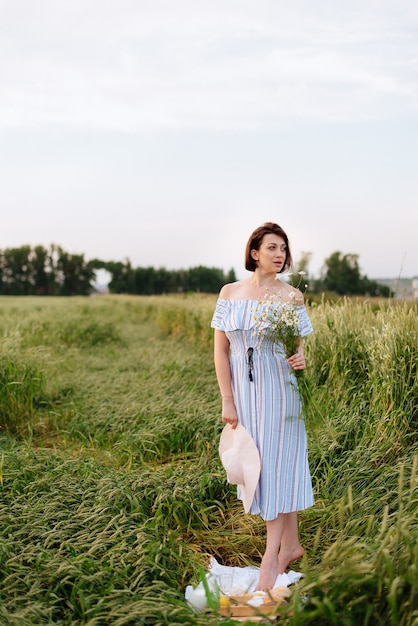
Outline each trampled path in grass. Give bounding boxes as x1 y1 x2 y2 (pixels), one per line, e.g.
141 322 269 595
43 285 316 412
0 295 417 625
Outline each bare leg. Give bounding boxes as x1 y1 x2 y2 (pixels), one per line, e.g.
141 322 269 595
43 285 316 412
256 513 289 591
277 511 304 574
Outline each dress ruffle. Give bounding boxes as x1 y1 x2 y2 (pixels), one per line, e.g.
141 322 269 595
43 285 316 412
211 298 313 337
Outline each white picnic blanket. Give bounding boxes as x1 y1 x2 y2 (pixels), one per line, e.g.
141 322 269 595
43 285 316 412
185 557 303 610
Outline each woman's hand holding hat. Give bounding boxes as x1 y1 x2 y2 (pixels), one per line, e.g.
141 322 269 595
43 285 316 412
221 396 238 429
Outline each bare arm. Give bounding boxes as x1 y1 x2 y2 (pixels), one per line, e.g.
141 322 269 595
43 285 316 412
213 329 238 429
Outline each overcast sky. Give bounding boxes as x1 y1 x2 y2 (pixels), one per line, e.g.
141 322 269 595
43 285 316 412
1 0 417 281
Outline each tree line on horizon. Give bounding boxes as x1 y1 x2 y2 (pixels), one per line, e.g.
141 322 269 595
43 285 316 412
292 250 393 297
0 244 392 297
0 244 236 296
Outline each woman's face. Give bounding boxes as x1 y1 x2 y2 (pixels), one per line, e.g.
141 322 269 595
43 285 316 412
251 233 287 273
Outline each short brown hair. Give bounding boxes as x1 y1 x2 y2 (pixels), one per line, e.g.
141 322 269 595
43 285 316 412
244 222 293 272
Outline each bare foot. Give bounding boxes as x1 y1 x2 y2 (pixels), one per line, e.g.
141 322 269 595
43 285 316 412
256 555 279 591
277 545 304 574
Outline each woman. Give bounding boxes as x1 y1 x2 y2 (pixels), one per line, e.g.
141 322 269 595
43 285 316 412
211 222 314 591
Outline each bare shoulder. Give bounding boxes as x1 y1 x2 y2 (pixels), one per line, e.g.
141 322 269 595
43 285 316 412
290 287 305 305
280 281 305 305
219 280 247 299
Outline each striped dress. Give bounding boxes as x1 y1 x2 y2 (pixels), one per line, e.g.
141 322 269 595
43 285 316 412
211 298 314 521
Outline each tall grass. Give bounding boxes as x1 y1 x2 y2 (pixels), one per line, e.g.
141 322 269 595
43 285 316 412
0 294 416 625
0 355 46 434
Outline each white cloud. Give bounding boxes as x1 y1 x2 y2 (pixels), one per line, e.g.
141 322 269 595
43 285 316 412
1 0 417 132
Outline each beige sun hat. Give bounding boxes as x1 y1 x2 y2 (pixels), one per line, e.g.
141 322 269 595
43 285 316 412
218 423 261 513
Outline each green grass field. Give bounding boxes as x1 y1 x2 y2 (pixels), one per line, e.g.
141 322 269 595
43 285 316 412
0 294 417 625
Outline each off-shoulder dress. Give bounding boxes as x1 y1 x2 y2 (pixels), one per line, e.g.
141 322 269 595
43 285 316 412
211 298 314 521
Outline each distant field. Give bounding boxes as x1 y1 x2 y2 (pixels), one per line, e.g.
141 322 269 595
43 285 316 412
0 294 417 625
